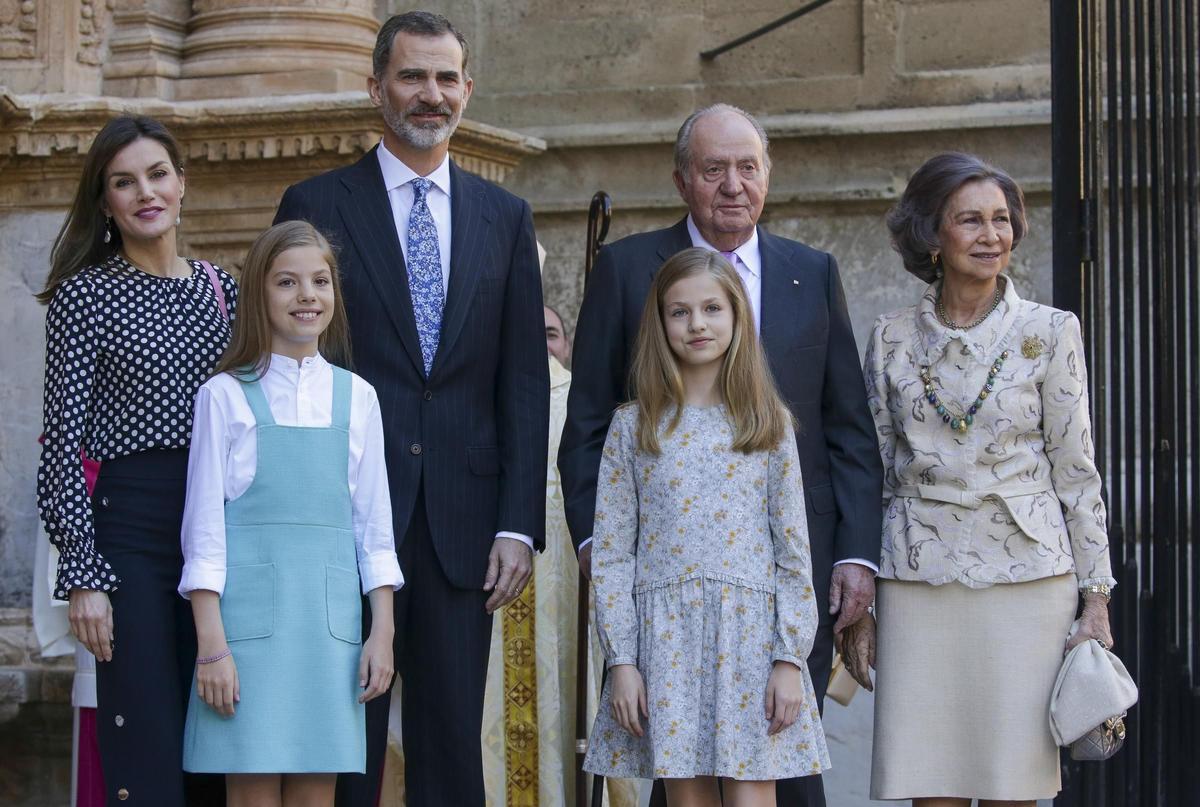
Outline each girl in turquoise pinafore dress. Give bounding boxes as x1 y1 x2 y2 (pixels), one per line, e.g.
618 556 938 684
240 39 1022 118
179 221 403 804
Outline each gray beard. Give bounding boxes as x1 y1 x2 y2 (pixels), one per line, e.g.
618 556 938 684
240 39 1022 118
382 104 462 150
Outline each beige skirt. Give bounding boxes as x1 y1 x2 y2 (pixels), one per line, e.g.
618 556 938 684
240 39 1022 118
870 575 1077 801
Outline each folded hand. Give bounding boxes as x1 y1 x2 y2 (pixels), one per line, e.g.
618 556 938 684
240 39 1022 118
834 612 876 691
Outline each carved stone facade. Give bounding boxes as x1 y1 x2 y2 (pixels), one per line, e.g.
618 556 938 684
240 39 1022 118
0 0 38 61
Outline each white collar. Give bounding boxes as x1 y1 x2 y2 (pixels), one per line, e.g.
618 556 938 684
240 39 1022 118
915 275 1024 363
685 215 760 278
268 352 327 373
376 143 452 197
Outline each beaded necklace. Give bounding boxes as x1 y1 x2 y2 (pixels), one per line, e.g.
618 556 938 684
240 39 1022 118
920 349 1011 432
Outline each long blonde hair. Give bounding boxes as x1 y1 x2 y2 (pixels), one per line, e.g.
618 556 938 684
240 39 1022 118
629 247 792 454
214 220 352 379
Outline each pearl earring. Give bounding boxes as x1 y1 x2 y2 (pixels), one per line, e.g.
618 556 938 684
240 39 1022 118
103 217 112 244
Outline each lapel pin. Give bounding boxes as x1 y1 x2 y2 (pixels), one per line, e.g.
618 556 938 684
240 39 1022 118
792 279 799 285
1021 335 1045 359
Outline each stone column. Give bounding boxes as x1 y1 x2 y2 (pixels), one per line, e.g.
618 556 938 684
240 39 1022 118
101 0 190 99
178 0 378 99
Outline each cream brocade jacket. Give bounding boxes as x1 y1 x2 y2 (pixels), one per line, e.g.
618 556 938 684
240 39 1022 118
863 276 1116 590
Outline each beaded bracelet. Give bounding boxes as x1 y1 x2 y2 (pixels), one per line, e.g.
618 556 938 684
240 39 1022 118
197 648 232 665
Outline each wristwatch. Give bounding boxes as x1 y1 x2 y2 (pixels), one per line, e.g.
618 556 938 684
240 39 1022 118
1081 583 1112 603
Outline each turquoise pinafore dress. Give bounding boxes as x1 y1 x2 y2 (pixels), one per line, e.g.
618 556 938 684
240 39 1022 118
183 367 365 773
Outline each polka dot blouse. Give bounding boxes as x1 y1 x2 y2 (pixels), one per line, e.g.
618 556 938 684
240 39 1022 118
37 255 238 600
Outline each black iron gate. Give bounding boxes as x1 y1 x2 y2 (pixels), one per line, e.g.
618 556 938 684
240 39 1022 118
1051 1 1199 804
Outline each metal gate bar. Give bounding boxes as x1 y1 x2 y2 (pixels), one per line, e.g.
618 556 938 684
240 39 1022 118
1051 1 1200 804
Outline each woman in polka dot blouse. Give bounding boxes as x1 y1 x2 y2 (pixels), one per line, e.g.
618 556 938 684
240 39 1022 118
36 115 236 806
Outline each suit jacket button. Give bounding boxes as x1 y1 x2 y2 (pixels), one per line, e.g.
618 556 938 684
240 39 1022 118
114 714 124 727
410 443 422 455
117 788 129 800
423 390 433 401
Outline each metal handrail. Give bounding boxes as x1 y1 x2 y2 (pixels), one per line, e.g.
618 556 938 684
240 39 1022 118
700 0 838 60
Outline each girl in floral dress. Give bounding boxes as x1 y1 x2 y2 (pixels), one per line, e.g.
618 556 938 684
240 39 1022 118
583 248 830 806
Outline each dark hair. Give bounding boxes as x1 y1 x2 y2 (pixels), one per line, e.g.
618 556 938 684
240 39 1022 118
373 10 469 78
215 221 352 380
886 152 1028 283
38 115 185 304
674 103 772 177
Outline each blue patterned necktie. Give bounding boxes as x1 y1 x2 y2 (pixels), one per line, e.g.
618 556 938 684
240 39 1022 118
406 177 444 376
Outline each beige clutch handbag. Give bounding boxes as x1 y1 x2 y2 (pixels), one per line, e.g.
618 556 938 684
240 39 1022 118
1048 622 1138 761
826 652 859 706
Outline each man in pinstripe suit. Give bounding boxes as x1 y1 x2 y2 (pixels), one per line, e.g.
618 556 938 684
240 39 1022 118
274 12 549 806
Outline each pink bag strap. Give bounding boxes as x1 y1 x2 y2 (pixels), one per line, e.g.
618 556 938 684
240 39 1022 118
198 259 229 322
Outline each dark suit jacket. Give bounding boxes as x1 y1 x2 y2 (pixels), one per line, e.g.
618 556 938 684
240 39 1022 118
275 147 549 589
557 218 882 619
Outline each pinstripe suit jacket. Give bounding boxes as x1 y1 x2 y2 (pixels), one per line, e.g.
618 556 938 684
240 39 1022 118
275 147 549 588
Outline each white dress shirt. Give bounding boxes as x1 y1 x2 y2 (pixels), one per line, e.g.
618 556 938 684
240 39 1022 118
179 353 404 598
377 144 453 294
686 215 762 332
375 143 534 551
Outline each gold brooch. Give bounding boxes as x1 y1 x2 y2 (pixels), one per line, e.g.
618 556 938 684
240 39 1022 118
1021 336 1044 359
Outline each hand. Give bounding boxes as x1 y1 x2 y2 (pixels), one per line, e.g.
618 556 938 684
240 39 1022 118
764 660 804 736
829 563 876 634
834 612 876 691
578 543 592 581
609 664 648 737
68 589 113 662
196 653 239 717
483 537 533 614
358 628 395 703
1065 594 1115 652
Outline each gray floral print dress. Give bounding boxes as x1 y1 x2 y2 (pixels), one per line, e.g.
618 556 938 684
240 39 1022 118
583 404 831 780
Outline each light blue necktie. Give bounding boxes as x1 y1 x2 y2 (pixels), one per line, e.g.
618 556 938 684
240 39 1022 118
406 177 444 376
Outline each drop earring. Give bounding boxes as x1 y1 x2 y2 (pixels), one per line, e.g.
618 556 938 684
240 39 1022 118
103 216 112 244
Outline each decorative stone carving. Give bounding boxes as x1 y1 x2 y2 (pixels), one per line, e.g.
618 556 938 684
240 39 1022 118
78 0 116 66
0 89 546 267
0 0 37 61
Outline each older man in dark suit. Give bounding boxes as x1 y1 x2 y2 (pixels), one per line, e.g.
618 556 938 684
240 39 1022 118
274 11 548 806
558 104 882 806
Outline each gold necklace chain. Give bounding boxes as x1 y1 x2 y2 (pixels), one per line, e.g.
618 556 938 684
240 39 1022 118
936 285 1002 330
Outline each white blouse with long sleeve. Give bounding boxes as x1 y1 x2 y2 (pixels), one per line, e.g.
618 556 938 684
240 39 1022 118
179 353 404 598
863 276 1116 590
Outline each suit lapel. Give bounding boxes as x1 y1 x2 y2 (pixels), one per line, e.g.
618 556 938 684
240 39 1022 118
757 226 805 360
433 162 492 375
653 218 694 277
337 148 424 375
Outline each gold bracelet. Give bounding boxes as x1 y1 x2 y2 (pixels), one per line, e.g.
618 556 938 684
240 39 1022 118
1081 583 1112 603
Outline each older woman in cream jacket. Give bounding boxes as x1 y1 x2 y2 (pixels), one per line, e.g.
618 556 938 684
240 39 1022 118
863 152 1115 807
